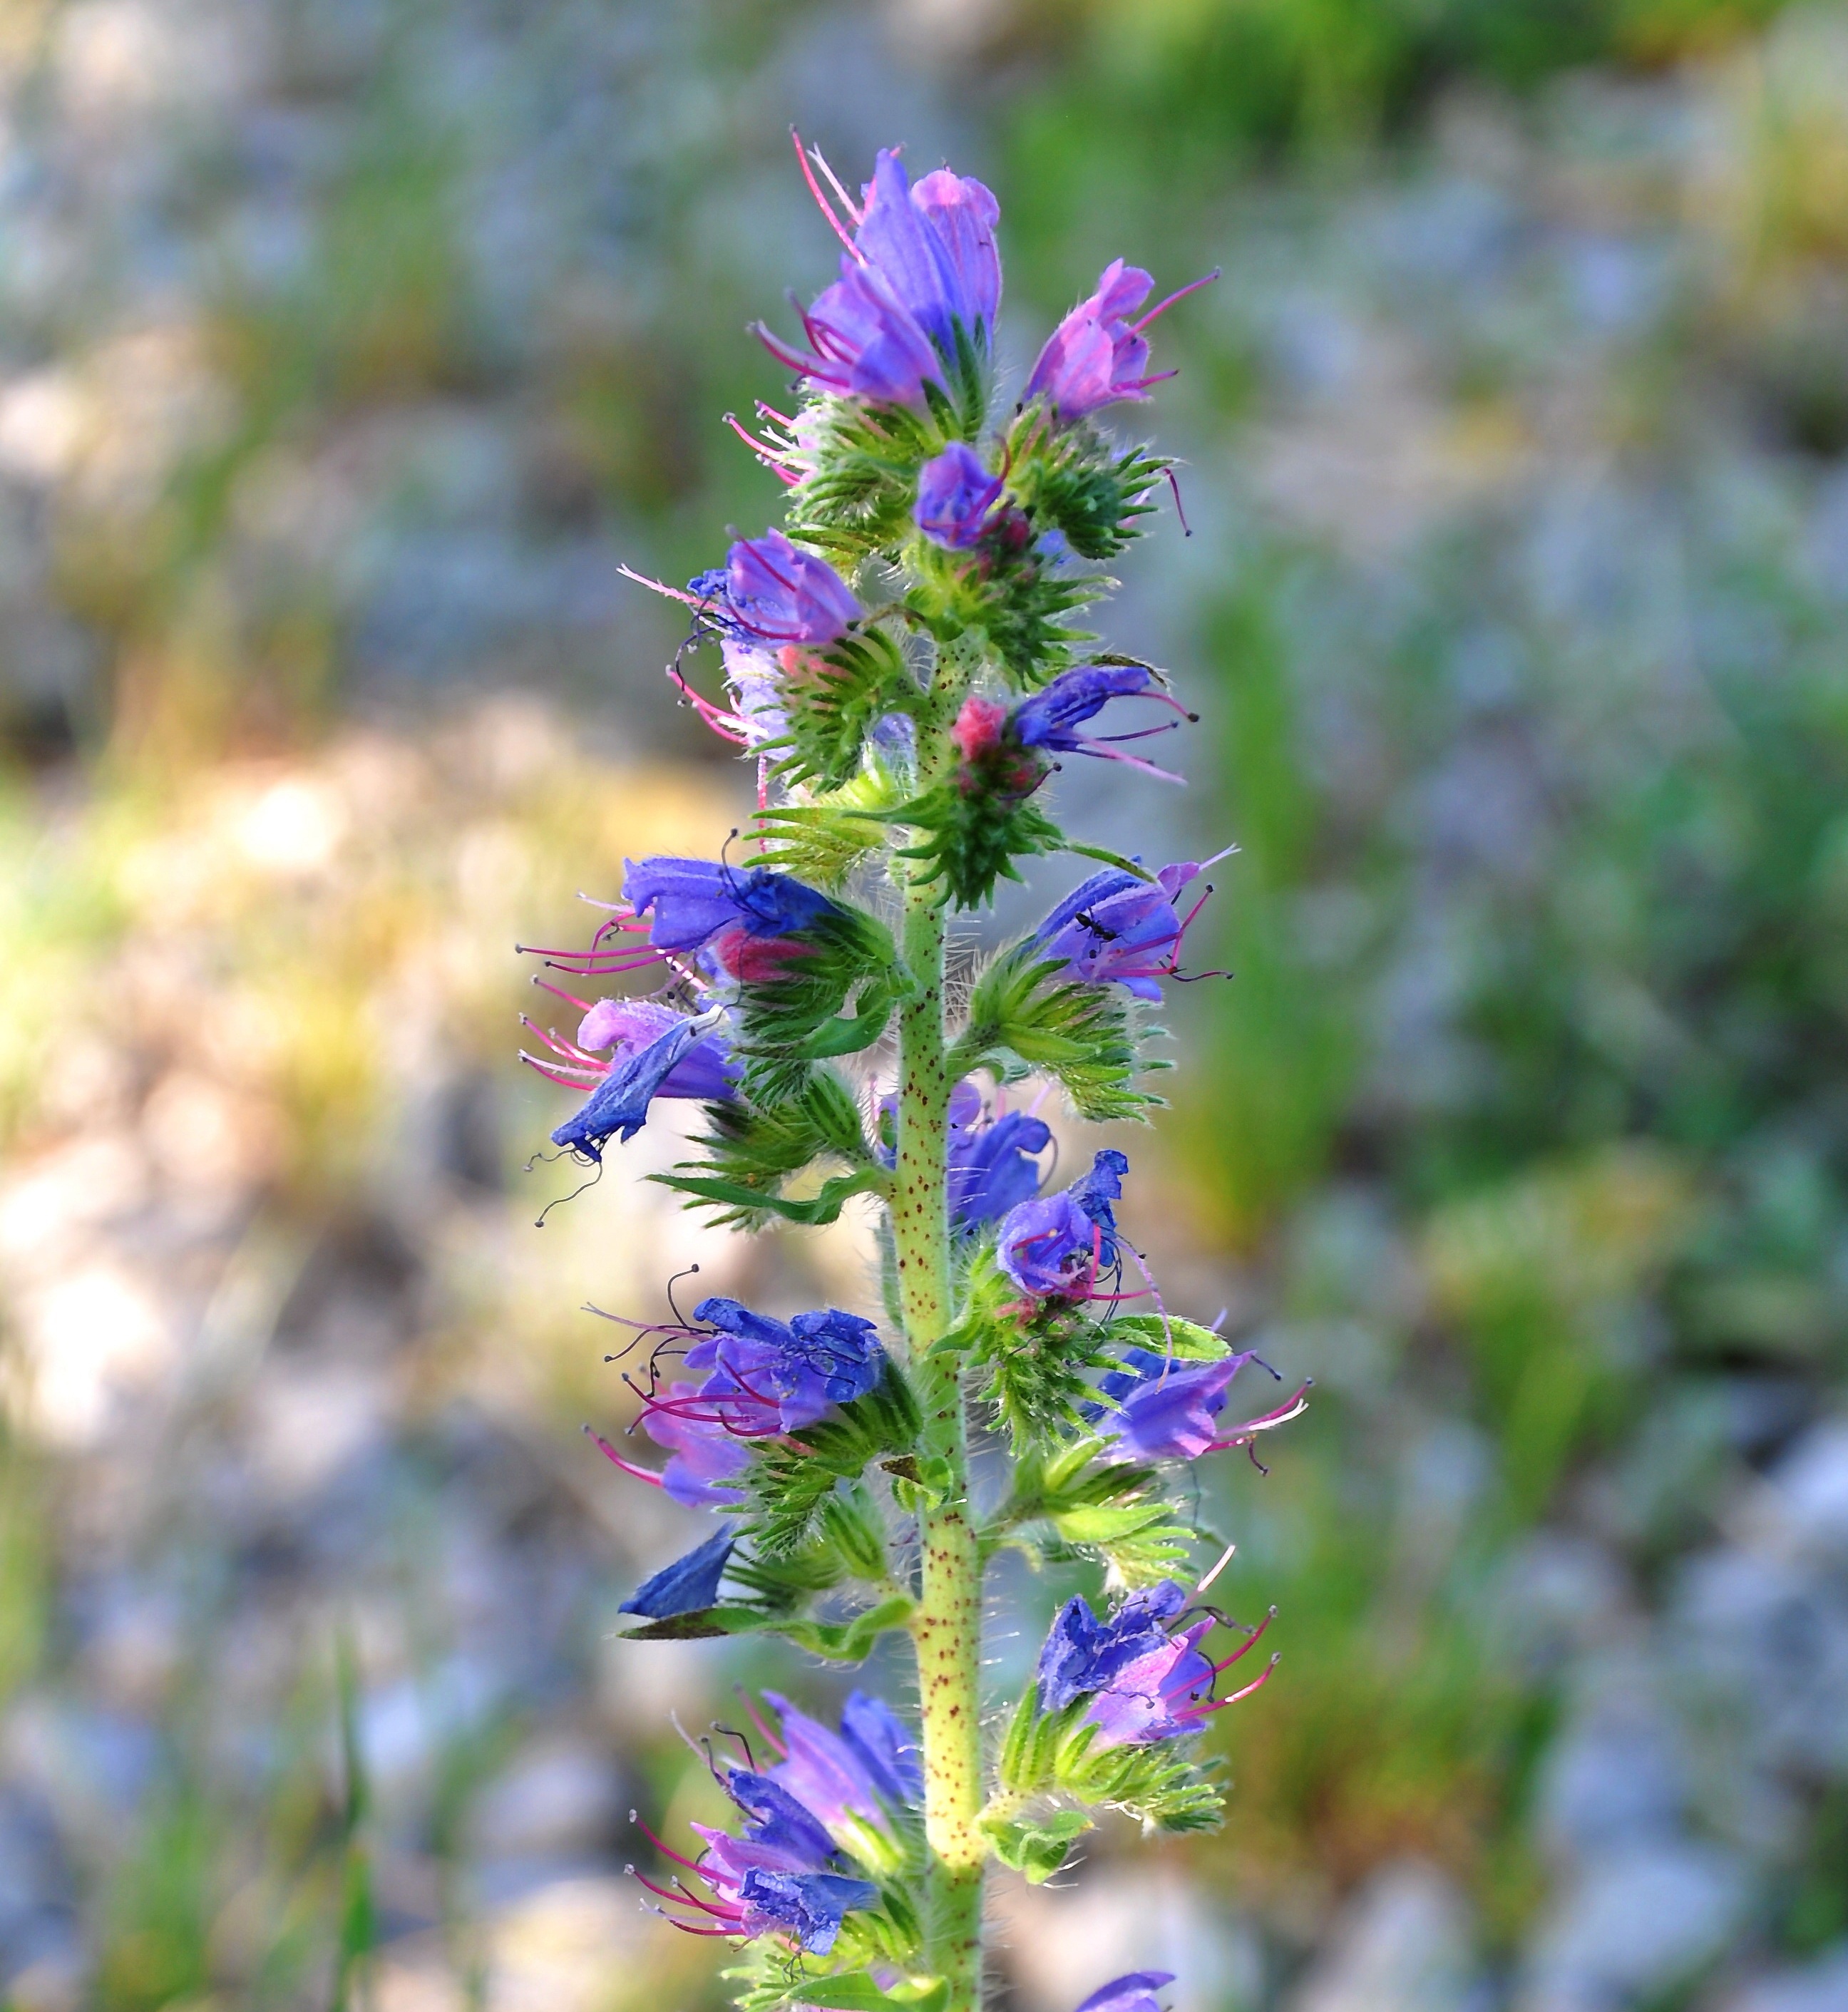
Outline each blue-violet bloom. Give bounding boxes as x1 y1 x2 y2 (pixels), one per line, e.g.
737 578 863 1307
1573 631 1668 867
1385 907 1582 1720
685 1297 885 1432
1035 1579 1275 1747
1074 1977 1176 2012
1033 856 1233 1002
917 442 1005 549
1088 1347 1310 1464
546 1007 732 1161
762 1688 922 1843
618 1527 736 1618
637 1767 877 1954
1011 664 1193 781
996 1149 1129 1301
1027 260 1218 423
756 145 1000 410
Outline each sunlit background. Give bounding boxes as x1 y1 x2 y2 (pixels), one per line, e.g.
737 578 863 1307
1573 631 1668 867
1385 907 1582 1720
2 1 1847 2007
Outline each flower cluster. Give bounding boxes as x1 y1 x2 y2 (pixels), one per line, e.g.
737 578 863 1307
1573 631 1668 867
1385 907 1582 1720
519 134 1298 2012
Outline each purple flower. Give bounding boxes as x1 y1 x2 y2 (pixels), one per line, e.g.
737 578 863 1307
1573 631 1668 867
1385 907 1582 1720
636 1766 878 1954
713 530 861 649
1033 858 1226 1002
590 1380 754 1509
756 143 1001 411
623 856 841 957
917 442 1005 549
619 1527 736 1618
945 1079 1052 1230
545 1007 732 1161
1035 1581 1277 1747
996 1149 1129 1300
1027 260 1218 424
853 149 1000 353
1011 664 1192 781
1074 1976 1176 2012
762 1689 922 1841
1089 1348 1311 1464
684 1297 885 1432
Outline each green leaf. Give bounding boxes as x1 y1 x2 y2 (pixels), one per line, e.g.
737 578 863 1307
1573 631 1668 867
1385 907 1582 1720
1049 1502 1174 1545
652 1165 886 1228
781 1973 948 2011
1107 1314 1231 1360
980 1809 1093 1883
779 1595 915 1662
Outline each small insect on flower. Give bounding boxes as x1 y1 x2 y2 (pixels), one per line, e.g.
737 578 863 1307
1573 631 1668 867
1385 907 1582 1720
1027 260 1218 424
1036 1580 1277 1746
1032 848 1236 1001
631 1765 878 1954
995 1149 1129 1303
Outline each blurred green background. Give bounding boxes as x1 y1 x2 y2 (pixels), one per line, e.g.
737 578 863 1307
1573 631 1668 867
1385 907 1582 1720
2 1 1847 2008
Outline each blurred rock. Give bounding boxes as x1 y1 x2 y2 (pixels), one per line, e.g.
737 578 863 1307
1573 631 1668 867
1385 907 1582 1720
468 1732 622 1864
1288 1861 1478 2012
1519 1841 1751 2012
1722 1944 1848 2012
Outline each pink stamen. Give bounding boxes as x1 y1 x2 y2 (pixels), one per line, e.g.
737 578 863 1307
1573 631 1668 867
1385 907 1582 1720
1131 269 1221 335
811 145 863 227
791 126 864 260
737 1690 788 1760
518 1052 599 1090
585 1425 664 1489
1204 1608 1276 1676
617 563 699 606
630 1812 706 1875
1164 466 1192 537
1207 1382 1312 1449
530 977 593 1012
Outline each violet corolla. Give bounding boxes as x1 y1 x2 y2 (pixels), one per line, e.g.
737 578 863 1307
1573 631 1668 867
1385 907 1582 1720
756 143 1000 411
1027 260 1218 424
1036 1580 1277 1746
917 441 1005 549
633 1764 878 1954
996 1149 1129 1301
1089 1348 1313 1465
1033 850 1235 1001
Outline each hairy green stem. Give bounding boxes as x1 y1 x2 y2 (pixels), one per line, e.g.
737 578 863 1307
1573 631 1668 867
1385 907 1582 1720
893 869 985 2008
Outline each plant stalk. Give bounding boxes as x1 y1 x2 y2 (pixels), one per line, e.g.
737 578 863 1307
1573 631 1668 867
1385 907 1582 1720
895 869 985 2009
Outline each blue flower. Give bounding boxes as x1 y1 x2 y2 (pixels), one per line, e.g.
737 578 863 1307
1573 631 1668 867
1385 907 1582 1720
853 149 1000 355
1011 664 1192 780
685 1298 885 1432
1087 1348 1310 1464
916 441 1005 549
1033 858 1227 1002
636 1766 878 1954
707 528 862 649
1037 1580 1189 1713
1074 1975 1176 2012
1035 1580 1277 1747
763 1689 922 1843
618 1528 736 1618
548 1007 731 1161
623 856 841 955
945 1079 1052 1230
996 1149 1129 1300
